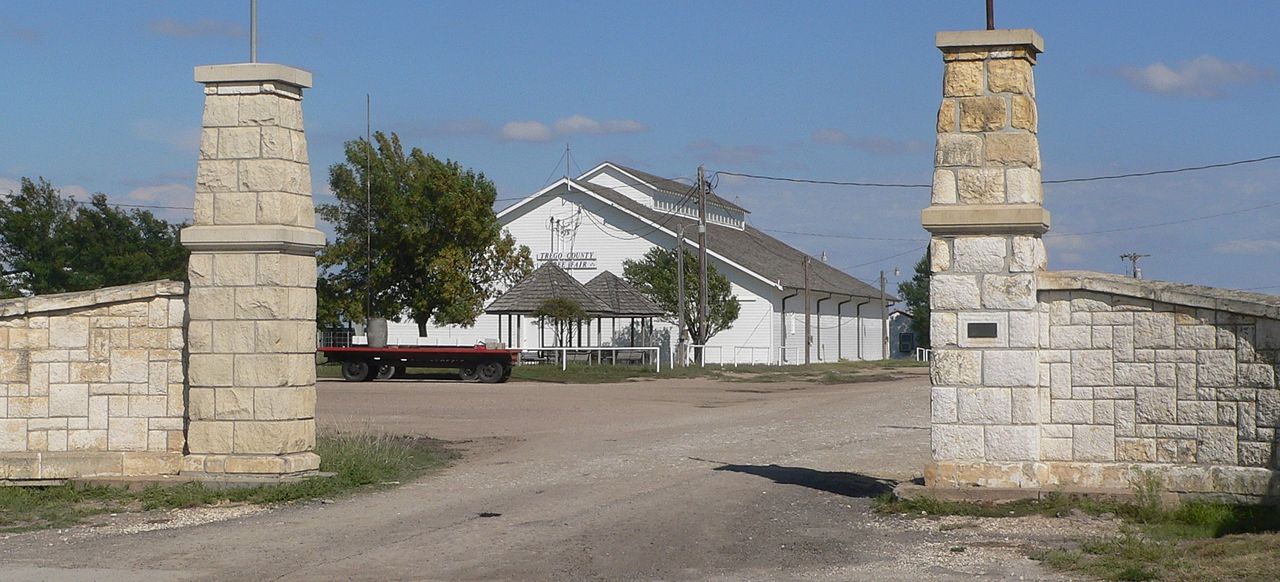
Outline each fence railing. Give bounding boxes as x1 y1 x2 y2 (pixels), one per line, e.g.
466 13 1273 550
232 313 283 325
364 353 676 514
915 347 932 362
534 346 661 373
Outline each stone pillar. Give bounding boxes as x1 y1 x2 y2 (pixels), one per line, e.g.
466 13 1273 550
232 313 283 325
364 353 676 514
923 30 1050 485
180 64 324 476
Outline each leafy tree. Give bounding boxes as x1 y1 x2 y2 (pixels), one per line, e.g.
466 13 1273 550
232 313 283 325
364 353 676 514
532 296 589 346
896 252 931 348
0 178 187 298
317 132 532 332
623 246 740 347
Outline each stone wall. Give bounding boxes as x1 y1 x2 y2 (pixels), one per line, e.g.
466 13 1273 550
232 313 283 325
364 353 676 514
0 281 186 479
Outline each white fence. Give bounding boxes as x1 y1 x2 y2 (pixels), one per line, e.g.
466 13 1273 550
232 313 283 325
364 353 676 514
915 347 932 362
535 346 661 372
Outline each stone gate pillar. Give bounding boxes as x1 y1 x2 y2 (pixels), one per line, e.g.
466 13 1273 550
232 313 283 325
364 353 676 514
180 64 324 476
923 30 1050 486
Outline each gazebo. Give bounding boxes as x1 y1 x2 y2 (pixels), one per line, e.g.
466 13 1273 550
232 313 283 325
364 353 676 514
485 263 614 348
583 271 665 348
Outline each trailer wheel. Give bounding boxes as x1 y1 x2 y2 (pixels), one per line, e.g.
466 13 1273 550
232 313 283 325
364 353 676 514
459 366 480 382
341 361 372 382
477 360 504 383
500 364 513 382
375 365 397 381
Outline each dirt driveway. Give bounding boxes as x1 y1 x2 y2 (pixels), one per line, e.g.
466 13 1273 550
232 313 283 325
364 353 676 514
0 372 1082 581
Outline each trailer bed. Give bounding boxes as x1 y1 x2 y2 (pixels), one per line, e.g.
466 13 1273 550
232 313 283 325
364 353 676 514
319 345 521 383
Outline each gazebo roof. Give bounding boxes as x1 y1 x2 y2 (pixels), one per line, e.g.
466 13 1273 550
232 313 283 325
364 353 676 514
584 271 665 317
485 262 614 315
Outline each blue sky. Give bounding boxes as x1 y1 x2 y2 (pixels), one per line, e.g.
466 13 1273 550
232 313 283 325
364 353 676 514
2 1 1278 293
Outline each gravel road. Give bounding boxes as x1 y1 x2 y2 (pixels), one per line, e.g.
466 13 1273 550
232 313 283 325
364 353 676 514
0 371 1086 581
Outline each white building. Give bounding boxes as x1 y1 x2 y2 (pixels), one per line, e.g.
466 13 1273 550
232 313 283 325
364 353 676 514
387 162 893 364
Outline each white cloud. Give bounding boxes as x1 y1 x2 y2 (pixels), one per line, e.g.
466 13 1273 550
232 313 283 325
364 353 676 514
1117 55 1277 98
1213 239 1280 255
553 115 646 136
811 128 849 145
500 121 554 142
150 18 245 39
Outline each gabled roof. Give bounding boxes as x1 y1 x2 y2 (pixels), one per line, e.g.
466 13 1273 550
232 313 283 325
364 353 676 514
584 271 665 317
606 163 748 213
486 262 614 315
571 179 886 299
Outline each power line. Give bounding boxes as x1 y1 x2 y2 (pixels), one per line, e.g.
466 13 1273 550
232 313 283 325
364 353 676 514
1049 199 1280 238
756 227 925 242
841 245 927 271
714 152 1280 191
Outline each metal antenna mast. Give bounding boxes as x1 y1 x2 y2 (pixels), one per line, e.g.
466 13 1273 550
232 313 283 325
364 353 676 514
249 0 258 62
365 95 373 320
1121 253 1150 279
986 0 995 30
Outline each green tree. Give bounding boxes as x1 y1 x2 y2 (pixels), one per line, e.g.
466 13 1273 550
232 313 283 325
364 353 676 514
532 296 589 346
896 252 931 348
622 246 740 346
0 178 187 298
317 132 532 332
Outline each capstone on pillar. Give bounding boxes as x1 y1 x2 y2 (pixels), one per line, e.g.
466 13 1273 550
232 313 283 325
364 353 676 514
180 63 324 476
922 30 1050 477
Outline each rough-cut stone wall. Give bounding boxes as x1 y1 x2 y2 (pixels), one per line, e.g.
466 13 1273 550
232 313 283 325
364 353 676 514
1039 289 1278 469
0 281 186 479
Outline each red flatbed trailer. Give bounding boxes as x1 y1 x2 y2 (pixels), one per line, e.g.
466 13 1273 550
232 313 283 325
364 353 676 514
319 345 521 383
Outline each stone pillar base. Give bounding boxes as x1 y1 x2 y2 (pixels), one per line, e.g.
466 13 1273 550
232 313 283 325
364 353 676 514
0 452 182 480
926 460 1280 501
181 452 320 477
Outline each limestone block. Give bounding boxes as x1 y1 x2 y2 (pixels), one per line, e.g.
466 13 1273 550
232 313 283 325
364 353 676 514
1238 442 1273 468
238 159 290 192
1177 401 1217 425
217 126 262 159
286 288 318 320
215 387 255 419
39 453 124 479
988 59 1033 94
983 350 1037 387
235 287 291 320
931 312 958 347
1094 312 1134 326
935 133 982 167
212 253 257 287
1091 326 1114 350
1175 325 1215 350
283 161 310 195
232 419 314 454
1154 363 1176 387
981 274 1036 310
953 236 1006 273
255 321 307 353
129 329 168 349
1197 350 1237 387
234 354 293 387
49 317 89 348
189 354 234 387
66 362 105 384
1072 425 1115 462
958 96 1007 132
1133 312 1175 349
48 383 88 417
1049 362 1071 398
88 395 108 429
188 388 216 421
931 169 957 204
985 425 1038 461
1050 399 1092 424
957 387 1011 424
214 191 258 225
1239 364 1275 388
1050 325 1091 349
1197 426 1238 465
1007 311 1037 348
1011 387 1038 423
1041 437 1072 461
211 320 256 353
188 254 213 287
1010 95 1037 132
1115 400 1136 436
1009 236 1041 272
1112 325 1135 364
67 429 108 451
936 99 957 133
932 424 984 460
254 386 316 420
956 168 1006 205
0 419 30 452
109 349 149 383
9 397 48 418
196 160 238 193
279 99 304 130
108 417 148 451
1114 363 1155 386
194 195 213 224
943 60 983 97
984 133 1039 168
1218 402 1238 425
931 349 981 385
199 128 218 160
1256 390 1280 427
1135 387 1176 424
0 351 29 383
239 94 279 125
1071 349 1113 386
259 125 292 159
289 129 309 163
1094 399 1116 424
930 239 953 275
1256 319 1280 350
1116 438 1156 462
188 420 234 454
128 395 167 418
202 95 239 127
187 321 213 354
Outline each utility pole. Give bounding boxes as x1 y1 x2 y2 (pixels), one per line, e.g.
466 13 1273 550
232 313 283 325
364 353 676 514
879 270 889 360
804 256 812 365
677 230 688 367
1121 253 1150 279
696 165 708 366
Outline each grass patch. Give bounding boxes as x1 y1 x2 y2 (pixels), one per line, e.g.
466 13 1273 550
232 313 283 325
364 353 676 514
874 490 1280 581
0 431 454 533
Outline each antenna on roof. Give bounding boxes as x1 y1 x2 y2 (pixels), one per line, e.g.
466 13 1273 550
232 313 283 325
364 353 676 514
564 143 571 181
